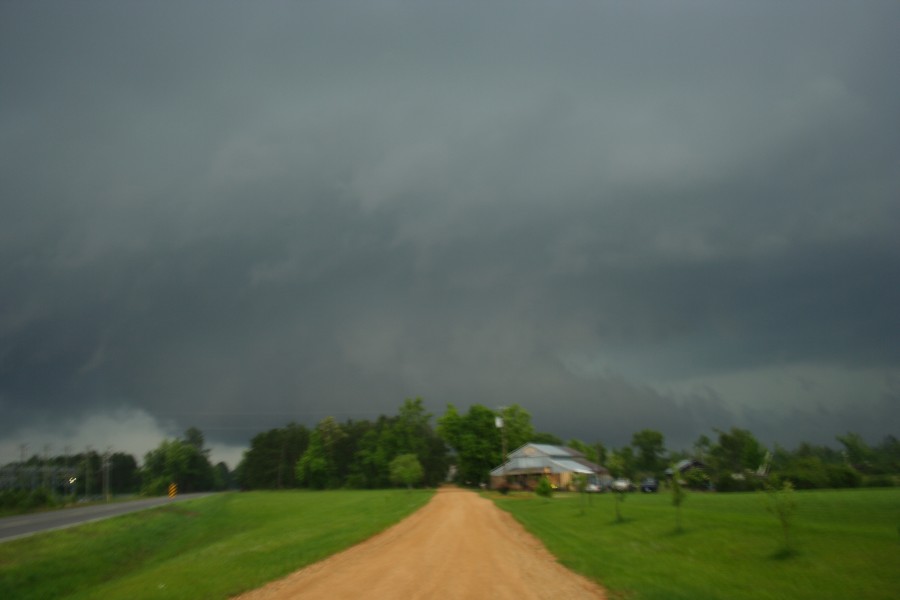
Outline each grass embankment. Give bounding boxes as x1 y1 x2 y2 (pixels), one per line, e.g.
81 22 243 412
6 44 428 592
0 489 433 600
492 488 900 600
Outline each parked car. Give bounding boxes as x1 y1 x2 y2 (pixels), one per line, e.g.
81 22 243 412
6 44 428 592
640 477 659 492
611 478 634 492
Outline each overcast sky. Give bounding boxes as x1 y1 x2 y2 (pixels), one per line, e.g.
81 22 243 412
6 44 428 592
2 1 898 467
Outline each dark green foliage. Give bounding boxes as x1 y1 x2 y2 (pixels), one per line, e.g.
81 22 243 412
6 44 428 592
863 475 896 487
141 428 217 495
632 429 666 474
436 403 540 486
683 468 710 490
714 473 765 493
290 398 448 490
238 423 310 489
710 427 765 474
530 431 564 445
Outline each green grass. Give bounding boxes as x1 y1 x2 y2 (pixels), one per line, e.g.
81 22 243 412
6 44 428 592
0 489 433 599
491 488 900 600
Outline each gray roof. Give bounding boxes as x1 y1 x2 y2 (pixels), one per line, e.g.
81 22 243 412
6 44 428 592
491 443 608 476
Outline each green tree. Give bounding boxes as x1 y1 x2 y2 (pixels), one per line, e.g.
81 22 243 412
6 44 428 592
766 480 798 557
531 432 564 445
710 428 765 474
109 452 140 494
567 439 598 463
438 404 502 486
607 446 635 479
389 454 424 489
140 433 214 495
671 467 686 532
500 404 536 451
837 432 875 473
632 429 666 474
390 398 448 486
296 417 346 489
693 434 712 461
238 425 311 489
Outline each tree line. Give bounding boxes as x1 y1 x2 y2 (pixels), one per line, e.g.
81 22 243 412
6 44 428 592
0 427 232 513
3 399 897 514
235 400 898 493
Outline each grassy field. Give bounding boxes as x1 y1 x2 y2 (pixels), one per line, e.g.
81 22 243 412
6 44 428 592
491 487 900 600
0 489 433 600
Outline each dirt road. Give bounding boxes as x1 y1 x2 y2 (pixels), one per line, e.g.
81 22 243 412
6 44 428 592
233 487 605 599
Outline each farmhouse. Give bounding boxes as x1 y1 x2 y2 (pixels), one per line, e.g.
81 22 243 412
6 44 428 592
490 443 610 491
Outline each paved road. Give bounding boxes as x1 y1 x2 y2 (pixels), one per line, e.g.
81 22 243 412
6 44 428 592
0 493 213 543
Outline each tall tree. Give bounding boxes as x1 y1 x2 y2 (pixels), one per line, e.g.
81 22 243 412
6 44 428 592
141 433 215 495
837 432 875 473
238 423 310 489
296 417 346 489
710 428 765 473
438 404 502 486
500 404 535 452
632 429 666 474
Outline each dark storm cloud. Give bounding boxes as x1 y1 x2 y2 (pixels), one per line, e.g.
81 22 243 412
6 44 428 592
1 1 898 462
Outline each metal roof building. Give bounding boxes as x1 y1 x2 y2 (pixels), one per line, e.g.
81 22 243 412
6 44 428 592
490 443 609 491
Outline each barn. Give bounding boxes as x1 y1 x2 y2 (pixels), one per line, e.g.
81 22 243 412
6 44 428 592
489 443 610 491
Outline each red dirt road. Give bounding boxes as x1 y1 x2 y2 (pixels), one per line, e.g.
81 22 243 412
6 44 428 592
233 487 606 599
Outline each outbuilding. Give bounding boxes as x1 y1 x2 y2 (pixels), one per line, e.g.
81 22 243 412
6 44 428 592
490 443 610 491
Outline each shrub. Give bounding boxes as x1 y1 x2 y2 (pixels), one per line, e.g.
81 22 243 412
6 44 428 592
683 469 711 490
863 475 895 488
535 476 553 498
825 464 862 489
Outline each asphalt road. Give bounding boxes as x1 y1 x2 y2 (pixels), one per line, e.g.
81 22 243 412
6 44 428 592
0 493 213 543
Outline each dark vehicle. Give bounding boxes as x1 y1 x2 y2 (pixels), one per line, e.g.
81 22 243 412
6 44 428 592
640 477 659 492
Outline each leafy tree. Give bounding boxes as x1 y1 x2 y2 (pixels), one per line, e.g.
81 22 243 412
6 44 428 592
109 452 140 494
837 432 876 473
710 428 765 474
607 446 635 479
693 434 712 461
766 480 798 557
390 398 448 486
632 429 666 474
184 427 206 452
389 453 424 489
671 467 686 532
500 404 536 451
567 439 597 463
531 432 564 445
212 461 234 490
296 417 346 489
873 435 900 474
238 424 310 489
438 404 502 486
141 431 215 495
594 442 608 466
